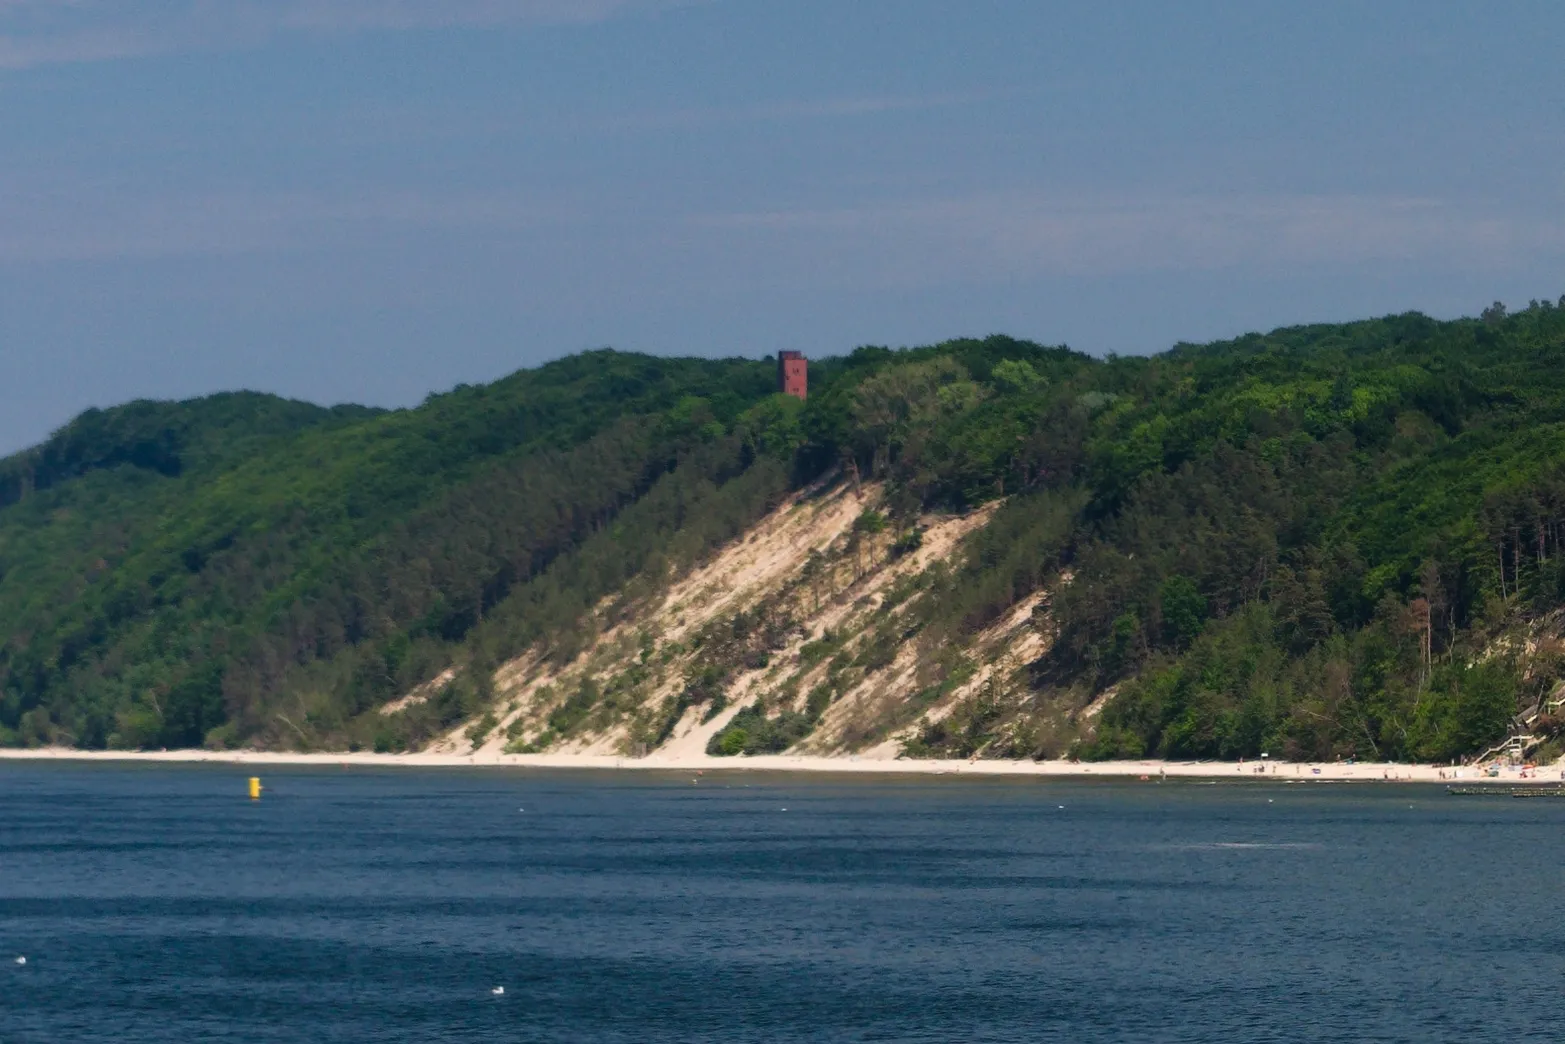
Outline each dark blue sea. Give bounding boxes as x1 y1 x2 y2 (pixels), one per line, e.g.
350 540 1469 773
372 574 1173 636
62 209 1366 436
1 765 1561 1043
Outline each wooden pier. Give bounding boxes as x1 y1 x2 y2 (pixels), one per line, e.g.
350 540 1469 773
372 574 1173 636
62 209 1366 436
1447 785 1565 798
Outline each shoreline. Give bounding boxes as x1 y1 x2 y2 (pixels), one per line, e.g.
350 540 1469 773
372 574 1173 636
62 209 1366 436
0 747 1554 784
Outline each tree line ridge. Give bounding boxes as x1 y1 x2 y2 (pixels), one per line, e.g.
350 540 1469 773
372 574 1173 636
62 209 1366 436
5 303 1565 763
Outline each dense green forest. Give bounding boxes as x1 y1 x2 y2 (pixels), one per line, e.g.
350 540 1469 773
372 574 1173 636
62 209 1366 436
6 297 1565 760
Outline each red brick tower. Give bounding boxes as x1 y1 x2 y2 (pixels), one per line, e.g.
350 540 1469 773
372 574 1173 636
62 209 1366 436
778 351 807 400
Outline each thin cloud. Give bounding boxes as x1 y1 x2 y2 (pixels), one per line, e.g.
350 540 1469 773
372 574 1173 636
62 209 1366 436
272 0 691 31
9 179 1560 281
615 88 1022 132
0 0 697 69
0 26 157 68
0 184 570 262
704 192 1565 280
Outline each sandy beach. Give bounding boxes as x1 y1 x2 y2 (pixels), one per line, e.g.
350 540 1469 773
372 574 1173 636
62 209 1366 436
0 747 1555 783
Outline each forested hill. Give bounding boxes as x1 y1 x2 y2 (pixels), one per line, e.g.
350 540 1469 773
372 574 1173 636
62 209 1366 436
7 299 1565 763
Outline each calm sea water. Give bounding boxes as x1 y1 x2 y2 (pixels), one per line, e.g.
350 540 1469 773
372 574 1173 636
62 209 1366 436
1 765 1562 1043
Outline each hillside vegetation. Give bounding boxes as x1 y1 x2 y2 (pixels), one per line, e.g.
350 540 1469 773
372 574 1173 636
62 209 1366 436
7 298 1565 763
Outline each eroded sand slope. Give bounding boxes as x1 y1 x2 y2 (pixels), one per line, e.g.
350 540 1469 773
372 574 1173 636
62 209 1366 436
406 480 1050 761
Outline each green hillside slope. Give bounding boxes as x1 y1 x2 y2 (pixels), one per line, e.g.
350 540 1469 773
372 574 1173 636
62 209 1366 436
7 299 1565 762
0 352 783 748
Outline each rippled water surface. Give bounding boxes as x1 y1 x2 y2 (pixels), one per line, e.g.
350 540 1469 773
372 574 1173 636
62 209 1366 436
2 764 1562 1042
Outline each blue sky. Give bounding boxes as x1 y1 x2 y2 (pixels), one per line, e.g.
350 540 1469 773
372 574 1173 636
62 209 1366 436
2 1 1563 452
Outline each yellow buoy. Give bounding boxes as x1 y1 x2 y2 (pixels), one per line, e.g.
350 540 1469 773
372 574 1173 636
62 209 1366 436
248 777 262 800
